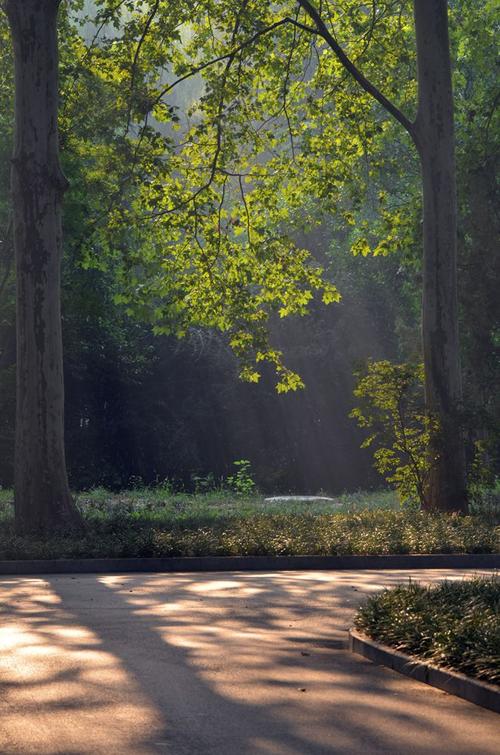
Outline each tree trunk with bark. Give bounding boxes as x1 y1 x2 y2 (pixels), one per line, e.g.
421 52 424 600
413 0 467 512
299 0 468 511
5 0 83 533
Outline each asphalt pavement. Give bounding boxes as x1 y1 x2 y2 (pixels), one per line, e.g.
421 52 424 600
0 569 498 754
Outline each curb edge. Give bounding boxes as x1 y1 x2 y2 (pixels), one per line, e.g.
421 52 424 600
349 629 500 714
0 553 498 575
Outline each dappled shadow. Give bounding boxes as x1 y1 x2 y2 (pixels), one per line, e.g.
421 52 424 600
0 569 498 754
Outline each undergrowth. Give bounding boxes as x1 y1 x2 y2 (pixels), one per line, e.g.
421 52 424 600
355 576 500 685
0 507 497 560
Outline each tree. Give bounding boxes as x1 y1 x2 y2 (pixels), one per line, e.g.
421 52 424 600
412 0 465 512
5 0 82 533
309 0 466 511
298 0 468 512
1 0 337 531
2 0 487 526
453 0 500 480
151 0 466 511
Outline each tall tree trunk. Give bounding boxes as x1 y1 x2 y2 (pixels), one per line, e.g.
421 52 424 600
413 0 467 512
299 0 467 511
6 0 83 533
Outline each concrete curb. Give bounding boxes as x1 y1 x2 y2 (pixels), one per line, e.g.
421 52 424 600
349 629 500 714
0 552 498 575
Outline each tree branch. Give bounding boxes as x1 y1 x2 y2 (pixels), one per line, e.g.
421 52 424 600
296 0 416 137
150 16 317 110
125 0 161 134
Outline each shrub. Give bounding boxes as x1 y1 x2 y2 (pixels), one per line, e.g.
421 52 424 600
351 360 434 507
355 576 500 684
226 459 257 496
0 508 497 560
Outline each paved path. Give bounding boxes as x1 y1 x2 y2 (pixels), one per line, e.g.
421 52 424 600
0 569 498 754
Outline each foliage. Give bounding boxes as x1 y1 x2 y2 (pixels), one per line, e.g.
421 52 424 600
452 0 500 482
226 459 257 496
81 0 498 490
355 576 500 685
0 1 498 494
0 486 397 525
62 0 341 392
468 478 500 522
0 490 497 559
350 360 434 506
118 0 414 391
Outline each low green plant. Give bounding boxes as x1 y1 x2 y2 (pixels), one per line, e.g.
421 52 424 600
226 459 257 497
355 576 500 685
351 360 434 507
0 508 497 560
468 480 500 523
191 472 219 494
467 440 500 520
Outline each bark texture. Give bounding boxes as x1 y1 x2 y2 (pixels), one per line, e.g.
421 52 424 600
6 0 83 533
413 0 467 512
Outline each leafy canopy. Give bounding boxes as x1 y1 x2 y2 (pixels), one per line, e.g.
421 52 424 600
59 0 425 389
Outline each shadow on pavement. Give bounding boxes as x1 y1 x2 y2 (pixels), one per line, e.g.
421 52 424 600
0 569 498 754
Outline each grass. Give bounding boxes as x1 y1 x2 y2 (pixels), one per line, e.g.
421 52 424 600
0 486 498 559
354 576 500 685
0 485 399 527
78 486 399 519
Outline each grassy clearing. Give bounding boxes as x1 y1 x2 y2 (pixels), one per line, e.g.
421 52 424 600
0 486 398 527
77 486 399 520
354 576 500 685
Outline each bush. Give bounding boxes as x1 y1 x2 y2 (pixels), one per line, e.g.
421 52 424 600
468 480 500 522
351 360 433 506
0 508 497 560
355 576 500 684
226 459 257 497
